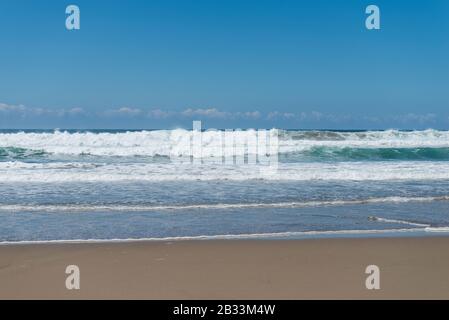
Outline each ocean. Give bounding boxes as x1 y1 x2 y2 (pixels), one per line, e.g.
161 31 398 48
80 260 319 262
1 128 449 243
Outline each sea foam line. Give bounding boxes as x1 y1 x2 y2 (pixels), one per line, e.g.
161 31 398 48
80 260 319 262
369 217 430 227
1 226 449 245
3 161 449 182
1 195 448 212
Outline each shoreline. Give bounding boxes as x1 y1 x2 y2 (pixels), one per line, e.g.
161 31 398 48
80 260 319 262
1 228 449 246
1 236 449 299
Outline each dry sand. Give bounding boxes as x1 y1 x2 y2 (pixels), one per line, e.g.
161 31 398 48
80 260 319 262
0 237 448 299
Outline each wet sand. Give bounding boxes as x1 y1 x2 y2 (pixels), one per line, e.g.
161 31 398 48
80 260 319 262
0 237 448 299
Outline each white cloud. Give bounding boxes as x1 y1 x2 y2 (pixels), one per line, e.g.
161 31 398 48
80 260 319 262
0 103 85 117
0 103 27 113
390 113 436 124
105 107 142 116
68 107 85 115
267 111 343 122
267 111 296 120
236 111 261 119
0 103 261 120
181 108 230 118
179 108 263 120
1 102 446 128
147 109 174 119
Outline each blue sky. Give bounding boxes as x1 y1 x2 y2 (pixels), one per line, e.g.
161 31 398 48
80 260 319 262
0 0 448 129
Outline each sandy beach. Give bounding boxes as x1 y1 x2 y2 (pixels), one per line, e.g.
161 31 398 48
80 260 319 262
0 237 448 299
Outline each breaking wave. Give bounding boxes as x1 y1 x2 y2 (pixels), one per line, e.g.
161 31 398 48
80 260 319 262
0 147 47 159
0 129 449 159
299 146 449 161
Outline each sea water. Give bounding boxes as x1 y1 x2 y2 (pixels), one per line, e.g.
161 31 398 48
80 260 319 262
1 129 449 243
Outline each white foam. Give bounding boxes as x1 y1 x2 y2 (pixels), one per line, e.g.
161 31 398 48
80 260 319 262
0 129 279 157
424 227 449 232
2 226 449 245
1 129 449 157
281 129 449 152
1 161 449 182
371 217 430 227
1 196 448 212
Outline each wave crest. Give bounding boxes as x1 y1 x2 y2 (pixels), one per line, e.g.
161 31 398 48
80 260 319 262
0 129 449 157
